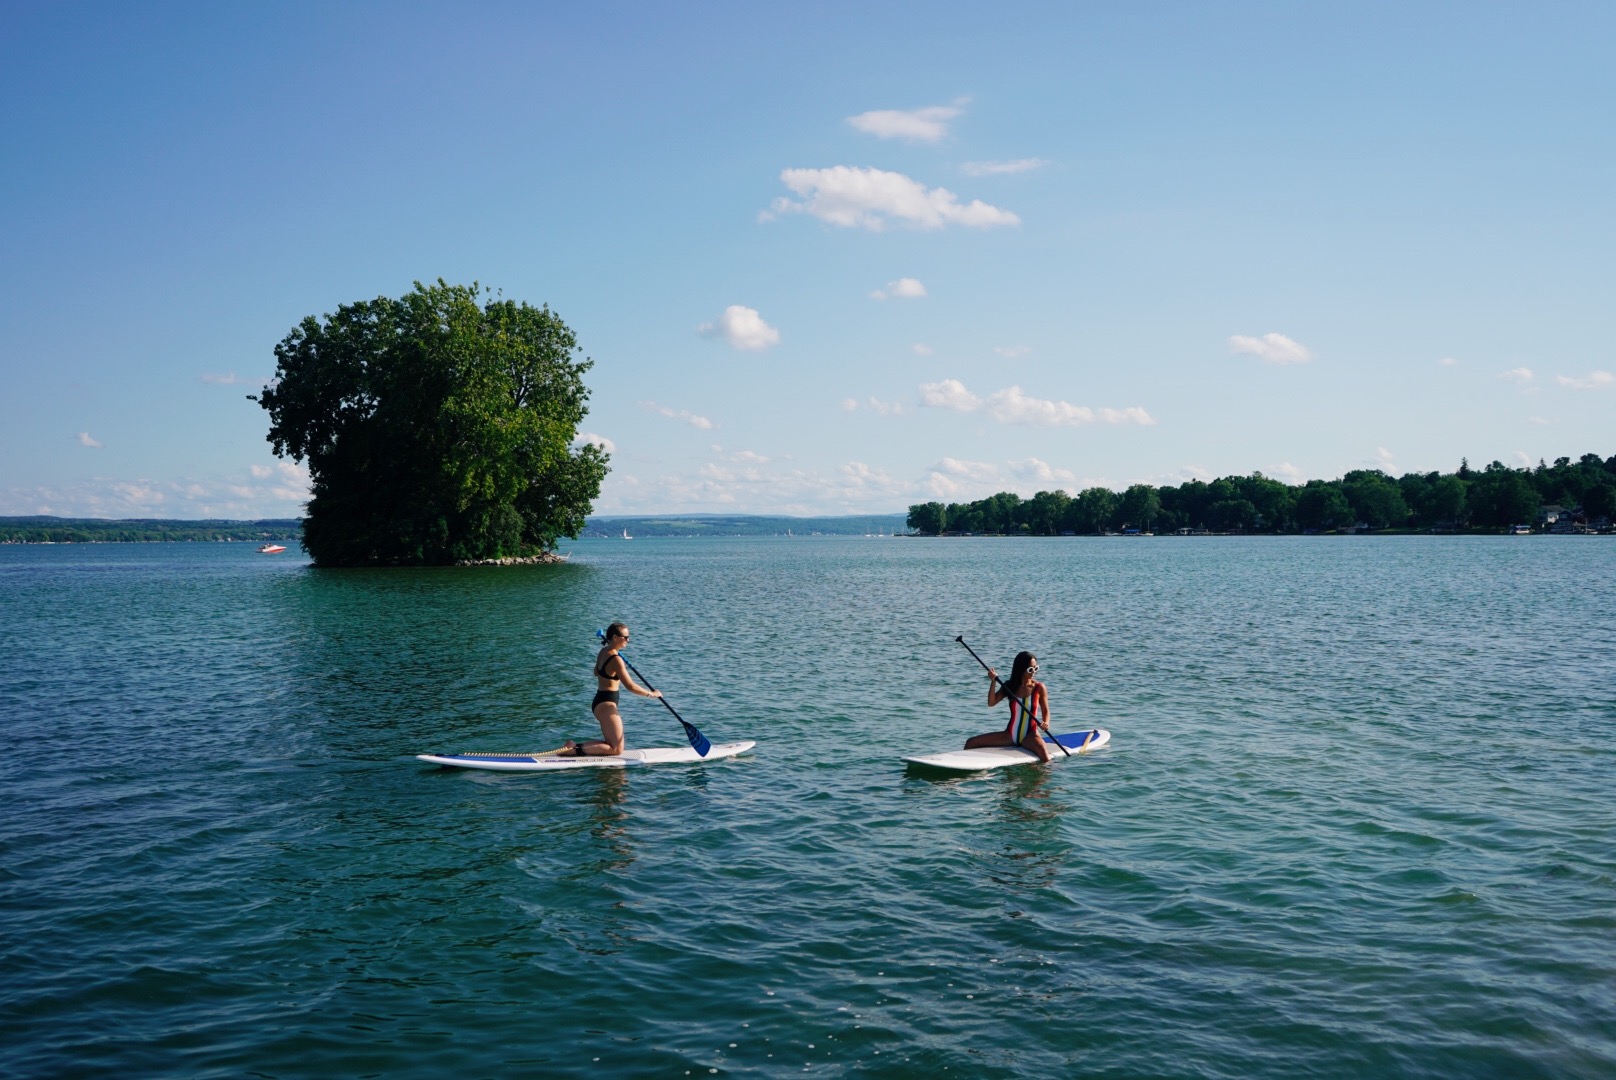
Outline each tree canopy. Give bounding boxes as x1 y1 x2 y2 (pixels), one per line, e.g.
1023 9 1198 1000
255 281 608 566
906 451 1615 536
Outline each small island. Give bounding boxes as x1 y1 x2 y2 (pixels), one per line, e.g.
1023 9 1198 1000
253 281 607 567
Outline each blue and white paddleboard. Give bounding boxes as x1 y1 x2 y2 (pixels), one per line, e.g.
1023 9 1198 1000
902 729 1110 772
417 740 756 772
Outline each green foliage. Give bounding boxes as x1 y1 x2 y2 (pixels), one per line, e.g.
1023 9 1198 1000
1342 470 1410 529
905 449 1612 537
0 517 301 544
907 502 946 535
1067 488 1118 533
1294 482 1354 530
255 281 607 566
1468 461 1540 528
1117 484 1161 531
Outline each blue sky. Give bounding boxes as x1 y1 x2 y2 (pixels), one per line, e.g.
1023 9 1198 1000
2 1 1612 518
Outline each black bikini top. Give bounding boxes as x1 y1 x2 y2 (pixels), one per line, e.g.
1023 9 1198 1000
596 652 619 681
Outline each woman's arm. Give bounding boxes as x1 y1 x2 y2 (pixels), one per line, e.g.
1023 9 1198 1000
987 668 1003 706
607 656 661 698
1036 682 1050 725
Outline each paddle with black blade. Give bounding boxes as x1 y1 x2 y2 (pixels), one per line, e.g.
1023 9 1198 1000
596 629 711 757
954 634 1071 758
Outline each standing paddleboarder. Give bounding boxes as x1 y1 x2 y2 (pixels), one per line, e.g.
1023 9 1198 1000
964 651 1052 763
565 622 660 756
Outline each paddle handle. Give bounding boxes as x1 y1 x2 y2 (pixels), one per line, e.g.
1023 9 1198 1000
954 635 1070 758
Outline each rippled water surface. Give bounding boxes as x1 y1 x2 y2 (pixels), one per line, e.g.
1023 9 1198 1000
3 536 1614 1078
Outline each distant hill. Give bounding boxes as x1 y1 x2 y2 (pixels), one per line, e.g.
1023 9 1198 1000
582 513 909 538
1 513 911 543
0 516 303 544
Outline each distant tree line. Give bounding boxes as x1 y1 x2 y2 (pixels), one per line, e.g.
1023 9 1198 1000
0 517 303 544
906 453 1616 535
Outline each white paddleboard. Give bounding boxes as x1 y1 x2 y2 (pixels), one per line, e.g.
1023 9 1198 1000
417 740 756 772
902 729 1110 773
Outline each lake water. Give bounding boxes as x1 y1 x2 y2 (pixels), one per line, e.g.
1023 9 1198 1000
2 536 1614 1078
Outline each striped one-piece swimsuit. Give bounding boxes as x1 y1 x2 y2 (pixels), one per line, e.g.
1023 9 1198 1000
1005 682 1043 743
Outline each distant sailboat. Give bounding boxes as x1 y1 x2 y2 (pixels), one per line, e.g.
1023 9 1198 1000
622 528 632 540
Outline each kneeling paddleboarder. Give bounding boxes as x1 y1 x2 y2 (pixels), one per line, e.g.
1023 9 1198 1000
565 622 660 756
963 651 1051 763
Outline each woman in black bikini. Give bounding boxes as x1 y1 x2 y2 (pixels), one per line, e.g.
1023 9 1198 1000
567 622 660 757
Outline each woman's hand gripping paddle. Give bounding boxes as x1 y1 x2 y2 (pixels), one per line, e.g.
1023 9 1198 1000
597 630 711 757
954 635 1071 758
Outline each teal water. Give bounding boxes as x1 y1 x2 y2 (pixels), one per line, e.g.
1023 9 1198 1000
2 536 1614 1078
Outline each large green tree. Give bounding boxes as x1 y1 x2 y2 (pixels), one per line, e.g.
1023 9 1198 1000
1117 484 1161 531
907 501 946 535
255 281 608 566
1342 470 1410 529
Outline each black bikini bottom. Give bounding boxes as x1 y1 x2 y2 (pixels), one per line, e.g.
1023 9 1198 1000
591 690 620 709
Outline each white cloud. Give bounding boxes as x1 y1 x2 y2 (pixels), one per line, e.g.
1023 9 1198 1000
912 343 934 357
988 386 1155 427
1229 333 1313 365
732 449 770 463
1 463 312 519
641 401 717 430
919 379 1154 427
994 345 1029 359
77 432 103 448
1436 357 1459 367
574 432 616 454
1514 450 1533 467
870 277 927 300
768 166 1020 231
930 457 998 480
1499 367 1534 383
922 457 998 498
199 372 265 386
591 456 915 516
986 385 1094 426
1271 462 1304 483
842 396 907 416
1527 416 1549 425
1009 457 1078 486
1375 447 1396 470
846 102 964 143
919 379 982 412
1555 370 1613 390
867 397 904 416
698 305 780 351
961 158 1048 176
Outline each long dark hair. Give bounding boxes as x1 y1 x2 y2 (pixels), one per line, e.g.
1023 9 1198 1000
1006 651 1037 696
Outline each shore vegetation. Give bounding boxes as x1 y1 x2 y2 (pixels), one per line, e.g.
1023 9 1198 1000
906 453 1616 535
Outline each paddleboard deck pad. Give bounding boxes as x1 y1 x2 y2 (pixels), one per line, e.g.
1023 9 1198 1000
903 729 1110 772
418 740 755 772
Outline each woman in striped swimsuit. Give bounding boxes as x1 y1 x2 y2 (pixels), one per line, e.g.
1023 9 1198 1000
963 651 1052 763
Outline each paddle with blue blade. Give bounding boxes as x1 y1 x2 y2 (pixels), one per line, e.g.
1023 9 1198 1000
955 635 1071 758
596 629 711 757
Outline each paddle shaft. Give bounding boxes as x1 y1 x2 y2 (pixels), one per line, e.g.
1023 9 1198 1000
954 635 1071 758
